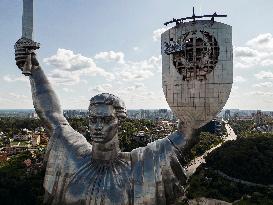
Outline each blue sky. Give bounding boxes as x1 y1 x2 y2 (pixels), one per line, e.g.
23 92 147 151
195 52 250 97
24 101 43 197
1 0 273 110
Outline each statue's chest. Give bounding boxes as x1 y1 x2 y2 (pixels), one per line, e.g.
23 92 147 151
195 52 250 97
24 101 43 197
64 158 132 205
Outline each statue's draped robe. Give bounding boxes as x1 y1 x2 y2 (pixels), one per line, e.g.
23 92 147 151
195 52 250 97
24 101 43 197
44 125 186 205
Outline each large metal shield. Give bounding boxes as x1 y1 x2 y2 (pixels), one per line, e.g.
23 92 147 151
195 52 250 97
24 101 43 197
161 20 233 129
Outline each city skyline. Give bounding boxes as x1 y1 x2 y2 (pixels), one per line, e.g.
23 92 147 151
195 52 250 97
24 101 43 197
1 0 273 110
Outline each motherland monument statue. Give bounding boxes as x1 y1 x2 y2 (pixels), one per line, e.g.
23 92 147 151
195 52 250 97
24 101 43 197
14 1 233 205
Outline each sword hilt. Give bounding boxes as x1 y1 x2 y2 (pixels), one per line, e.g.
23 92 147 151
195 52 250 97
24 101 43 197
22 50 32 76
14 37 40 76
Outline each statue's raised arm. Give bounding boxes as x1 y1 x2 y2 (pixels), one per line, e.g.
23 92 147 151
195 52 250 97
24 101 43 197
15 46 67 134
14 42 92 204
14 41 92 155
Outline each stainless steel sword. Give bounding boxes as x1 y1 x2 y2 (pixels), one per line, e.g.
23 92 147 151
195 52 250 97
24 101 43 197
15 0 40 76
22 0 34 40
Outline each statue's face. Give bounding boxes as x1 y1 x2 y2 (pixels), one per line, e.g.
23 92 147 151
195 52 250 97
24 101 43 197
89 104 119 144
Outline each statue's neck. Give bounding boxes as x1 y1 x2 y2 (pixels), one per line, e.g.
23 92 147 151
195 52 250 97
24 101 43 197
91 135 120 161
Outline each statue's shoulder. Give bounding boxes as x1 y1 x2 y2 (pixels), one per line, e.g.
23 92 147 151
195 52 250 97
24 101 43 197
50 124 92 157
129 131 185 164
129 137 171 162
52 124 85 139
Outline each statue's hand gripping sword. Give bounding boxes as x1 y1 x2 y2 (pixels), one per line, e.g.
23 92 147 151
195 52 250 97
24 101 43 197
14 0 40 76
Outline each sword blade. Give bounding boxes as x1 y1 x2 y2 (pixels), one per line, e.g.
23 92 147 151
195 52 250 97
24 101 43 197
22 0 33 40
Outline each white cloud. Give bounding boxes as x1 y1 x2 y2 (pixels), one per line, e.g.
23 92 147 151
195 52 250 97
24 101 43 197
260 59 273 67
3 75 28 83
62 95 89 109
246 33 273 52
116 87 165 107
134 82 145 89
8 92 28 99
44 49 94 71
0 92 32 108
253 82 273 88
89 50 162 82
133 46 139 51
119 70 154 81
234 75 246 83
247 91 273 96
48 69 81 85
232 85 239 90
234 47 258 58
234 46 273 68
254 71 273 80
125 83 145 91
234 33 273 69
153 27 169 42
44 49 115 85
89 83 113 93
83 80 168 109
62 88 74 93
94 51 125 64
117 55 162 81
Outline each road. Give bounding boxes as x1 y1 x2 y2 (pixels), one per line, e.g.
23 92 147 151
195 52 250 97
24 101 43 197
214 169 273 188
184 123 237 177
